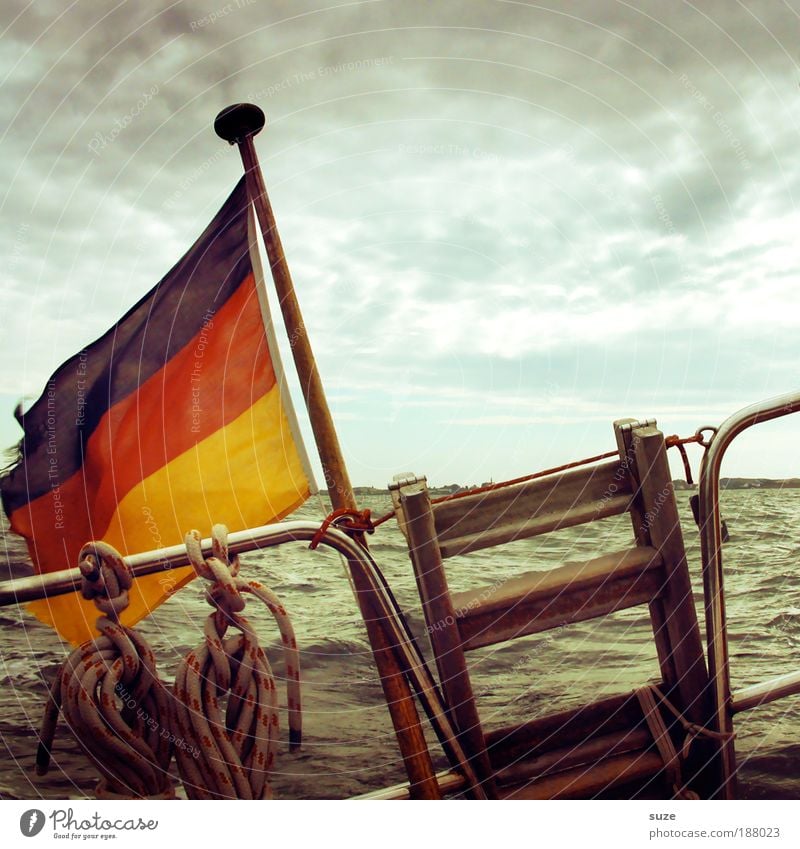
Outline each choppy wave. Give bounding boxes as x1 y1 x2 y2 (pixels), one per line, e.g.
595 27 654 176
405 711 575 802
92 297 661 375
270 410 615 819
1 490 799 799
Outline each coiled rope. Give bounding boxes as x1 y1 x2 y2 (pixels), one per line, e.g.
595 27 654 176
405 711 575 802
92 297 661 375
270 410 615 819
37 541 174 799
172 524 301 799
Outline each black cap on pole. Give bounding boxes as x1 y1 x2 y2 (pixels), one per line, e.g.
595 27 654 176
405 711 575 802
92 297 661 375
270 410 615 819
214 103 266 144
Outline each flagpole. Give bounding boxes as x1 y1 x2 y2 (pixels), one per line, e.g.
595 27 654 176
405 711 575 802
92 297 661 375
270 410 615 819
214 104 442 798
214 103 354 511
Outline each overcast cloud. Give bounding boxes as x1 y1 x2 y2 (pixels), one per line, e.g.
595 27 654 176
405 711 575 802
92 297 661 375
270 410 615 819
1 0 799 484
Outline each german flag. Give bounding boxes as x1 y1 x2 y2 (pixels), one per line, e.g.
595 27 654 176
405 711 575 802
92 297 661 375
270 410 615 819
1 178 316 645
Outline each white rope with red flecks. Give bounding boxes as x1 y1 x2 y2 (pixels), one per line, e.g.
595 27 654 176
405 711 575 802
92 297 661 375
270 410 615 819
172 524 301 799
36 541 174 799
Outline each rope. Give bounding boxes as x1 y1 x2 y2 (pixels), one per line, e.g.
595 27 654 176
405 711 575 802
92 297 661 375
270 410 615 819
36 541 174 799
172 525 301 799
647 682 734 759
372 510 396 528
314 490 358 601
309 507 375 550
665 434 702 485
635 683 734 800
309 506 451 732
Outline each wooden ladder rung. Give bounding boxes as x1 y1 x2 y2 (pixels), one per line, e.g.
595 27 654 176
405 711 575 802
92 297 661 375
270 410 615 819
432 460 632 559
436 494 632 558
451 546 665 651
493 728 653 787
485 690 647 767
498 750 665 799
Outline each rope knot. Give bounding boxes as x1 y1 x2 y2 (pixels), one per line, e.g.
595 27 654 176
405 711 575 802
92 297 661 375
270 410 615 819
185 525 245 621
78 541 133 621
636 683 736 800
309 507 375 550
173 523 302 799
38 540 173 798
664 434 701 486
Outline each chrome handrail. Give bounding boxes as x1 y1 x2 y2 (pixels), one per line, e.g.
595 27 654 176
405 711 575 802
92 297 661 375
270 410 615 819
0 520 484 798
698 389 800 798
0 520 335 605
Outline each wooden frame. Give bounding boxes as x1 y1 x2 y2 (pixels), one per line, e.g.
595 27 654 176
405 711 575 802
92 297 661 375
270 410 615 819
396 418 717 799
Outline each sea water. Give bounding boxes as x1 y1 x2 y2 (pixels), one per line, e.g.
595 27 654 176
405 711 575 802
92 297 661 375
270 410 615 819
1 489 798 799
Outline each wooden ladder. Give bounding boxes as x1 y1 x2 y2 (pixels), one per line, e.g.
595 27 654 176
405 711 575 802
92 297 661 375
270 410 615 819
391 419 718 799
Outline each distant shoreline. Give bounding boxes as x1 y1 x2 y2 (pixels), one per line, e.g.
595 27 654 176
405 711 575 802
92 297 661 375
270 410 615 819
673 478 800 491
353 478 800 496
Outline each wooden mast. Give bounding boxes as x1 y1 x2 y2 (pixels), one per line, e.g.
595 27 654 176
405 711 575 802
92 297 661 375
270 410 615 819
214 103 352 508
214 103 441 798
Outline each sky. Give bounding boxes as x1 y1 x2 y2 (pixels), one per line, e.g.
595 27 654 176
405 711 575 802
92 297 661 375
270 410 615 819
1 0 799 488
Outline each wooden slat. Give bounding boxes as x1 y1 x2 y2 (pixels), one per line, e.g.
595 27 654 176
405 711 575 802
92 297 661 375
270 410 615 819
400 485 496 793
388 421 716 799
354 769 468 800
486 691 666 800
613 419 678 687
498 751 665 799
433 460 632 559
452 546 664 651
630 424 711 725
485 690 648 768
615 420 718 799
494 728 652 786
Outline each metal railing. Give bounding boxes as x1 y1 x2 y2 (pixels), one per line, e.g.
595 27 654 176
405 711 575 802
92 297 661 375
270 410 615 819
0 520 483 798
697 389 800 798
5 391 800 800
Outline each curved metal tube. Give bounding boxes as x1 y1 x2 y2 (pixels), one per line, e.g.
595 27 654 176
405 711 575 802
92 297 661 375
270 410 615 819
0 520 483 797
698 389 800 798
0 521 347 604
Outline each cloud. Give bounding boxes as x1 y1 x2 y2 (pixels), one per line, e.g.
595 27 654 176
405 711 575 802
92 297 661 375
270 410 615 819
2 0 799 481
